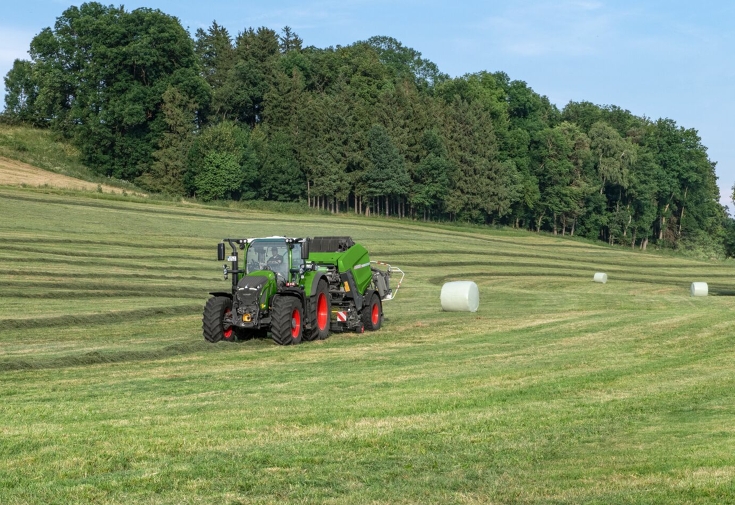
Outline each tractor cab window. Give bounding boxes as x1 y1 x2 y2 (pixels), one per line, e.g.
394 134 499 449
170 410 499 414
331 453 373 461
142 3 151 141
246 239 288 279
291 243 304 279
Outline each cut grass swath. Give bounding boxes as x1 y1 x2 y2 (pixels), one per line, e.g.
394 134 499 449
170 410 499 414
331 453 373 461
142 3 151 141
2 186 735 504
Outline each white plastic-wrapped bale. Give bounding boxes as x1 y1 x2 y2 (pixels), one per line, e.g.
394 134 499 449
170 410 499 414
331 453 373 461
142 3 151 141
691 282 708 297
441 281 480 312
593 272 607 284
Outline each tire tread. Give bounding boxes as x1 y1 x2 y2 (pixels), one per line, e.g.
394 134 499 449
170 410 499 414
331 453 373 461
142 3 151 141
202 296 231 342
271 296 302 345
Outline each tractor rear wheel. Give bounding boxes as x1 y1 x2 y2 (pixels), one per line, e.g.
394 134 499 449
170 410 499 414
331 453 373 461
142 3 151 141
305 281 331 341
202 296 234 342
362 292 382 331
271 296 304 345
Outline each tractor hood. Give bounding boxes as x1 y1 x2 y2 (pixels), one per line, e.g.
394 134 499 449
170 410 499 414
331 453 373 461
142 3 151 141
237 275 269 290
234 274 277 327
236 275 270 304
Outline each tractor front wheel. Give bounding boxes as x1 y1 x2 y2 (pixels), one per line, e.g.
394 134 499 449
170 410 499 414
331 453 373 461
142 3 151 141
202 296 234 342
271 296 304 345
362 293 383 331
305 281 331 341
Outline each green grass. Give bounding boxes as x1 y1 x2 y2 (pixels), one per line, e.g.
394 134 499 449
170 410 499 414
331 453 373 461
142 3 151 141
2 186 735 504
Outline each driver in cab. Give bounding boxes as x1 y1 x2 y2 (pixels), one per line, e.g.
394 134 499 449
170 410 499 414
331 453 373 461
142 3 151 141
267 246 283 266
266 246 288 283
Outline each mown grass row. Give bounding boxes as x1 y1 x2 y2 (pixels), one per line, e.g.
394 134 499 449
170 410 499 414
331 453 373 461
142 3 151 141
2 186 735 503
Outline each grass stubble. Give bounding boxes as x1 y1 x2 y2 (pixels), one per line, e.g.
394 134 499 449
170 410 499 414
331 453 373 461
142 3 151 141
1 187 735 503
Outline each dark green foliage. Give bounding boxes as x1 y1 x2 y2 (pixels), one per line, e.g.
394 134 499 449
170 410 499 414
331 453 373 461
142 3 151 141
507 78 560 133
255 129 304 202
722 216 735 258
443 97 519 223
364 124 411 215
3 60 39 124
532 122 591 234
279 26 303 54
187 121 257 201
194 151 241 202
362 35 448 89
411 130 452 219
137 86 197 195
1 4 726 253
18 2 208 180
194 21 236 121
228 27 280 127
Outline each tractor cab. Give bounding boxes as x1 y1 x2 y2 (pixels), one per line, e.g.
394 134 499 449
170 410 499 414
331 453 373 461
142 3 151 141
245 238 304 283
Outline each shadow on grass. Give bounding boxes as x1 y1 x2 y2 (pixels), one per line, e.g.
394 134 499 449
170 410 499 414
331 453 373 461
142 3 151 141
0 304 203 331
0 332 282 371
0 339 240 372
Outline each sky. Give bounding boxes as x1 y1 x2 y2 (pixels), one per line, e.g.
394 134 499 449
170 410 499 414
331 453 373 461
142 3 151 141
2 0 734 207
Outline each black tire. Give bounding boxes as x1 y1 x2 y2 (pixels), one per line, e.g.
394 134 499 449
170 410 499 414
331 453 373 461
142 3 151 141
203 296 234 343
305 281 331 341
362 292 382 331
271 296 304 345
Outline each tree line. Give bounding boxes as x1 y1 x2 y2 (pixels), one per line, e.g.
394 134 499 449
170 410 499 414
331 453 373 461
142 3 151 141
3 2 729 256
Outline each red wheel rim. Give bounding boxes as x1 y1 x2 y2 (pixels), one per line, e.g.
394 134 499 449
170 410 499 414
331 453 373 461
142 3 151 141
223 308 233 339
371 302 379 325
291 308 301 338
317 293 328 330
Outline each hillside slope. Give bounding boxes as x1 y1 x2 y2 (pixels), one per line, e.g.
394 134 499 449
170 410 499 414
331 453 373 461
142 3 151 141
0 156 124 193
1 187 735 504
0 124 144 195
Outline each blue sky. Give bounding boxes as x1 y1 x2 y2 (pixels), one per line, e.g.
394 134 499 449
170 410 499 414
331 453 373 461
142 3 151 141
2 1 733 207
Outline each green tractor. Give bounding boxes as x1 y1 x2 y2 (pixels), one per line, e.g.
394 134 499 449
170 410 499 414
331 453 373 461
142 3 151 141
202 236 403 345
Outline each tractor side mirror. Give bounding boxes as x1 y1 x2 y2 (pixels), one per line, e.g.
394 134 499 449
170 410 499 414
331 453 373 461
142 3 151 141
301 238 310 260
217 243 226 261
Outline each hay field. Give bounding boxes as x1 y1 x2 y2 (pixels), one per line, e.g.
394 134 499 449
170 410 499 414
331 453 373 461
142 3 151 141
0 125 144 196
2 186 735 504
0 156 123 193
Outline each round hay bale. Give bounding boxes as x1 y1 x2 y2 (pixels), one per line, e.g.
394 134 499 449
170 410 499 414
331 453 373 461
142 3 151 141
690 282 708 297
441 281 480 312
593 272 607 284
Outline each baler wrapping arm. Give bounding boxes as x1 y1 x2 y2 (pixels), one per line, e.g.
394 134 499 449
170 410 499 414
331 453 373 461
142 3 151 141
370 261 404 301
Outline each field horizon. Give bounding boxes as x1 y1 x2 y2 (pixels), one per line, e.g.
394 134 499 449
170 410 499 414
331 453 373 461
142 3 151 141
2 184 735 504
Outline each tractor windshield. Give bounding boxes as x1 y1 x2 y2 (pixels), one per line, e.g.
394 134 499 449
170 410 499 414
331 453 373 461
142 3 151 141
246 239 290 278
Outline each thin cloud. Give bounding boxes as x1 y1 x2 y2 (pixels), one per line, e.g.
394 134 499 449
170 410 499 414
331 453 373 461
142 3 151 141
477 2 621 57
239 2 355 31
570 0 604 10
